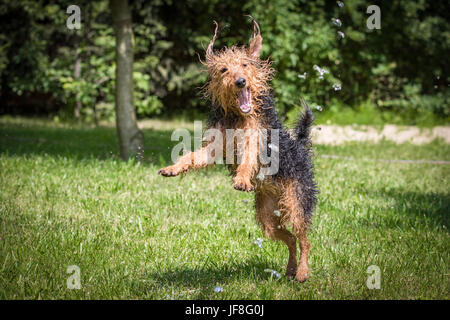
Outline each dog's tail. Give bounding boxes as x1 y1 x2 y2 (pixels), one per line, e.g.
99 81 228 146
293 97 314 146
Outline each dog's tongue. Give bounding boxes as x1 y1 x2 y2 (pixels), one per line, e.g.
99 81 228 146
238 89 252 113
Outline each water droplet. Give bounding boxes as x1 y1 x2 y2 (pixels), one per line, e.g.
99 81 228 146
332 83 342 91
337 1 344 8
332 18 342 27
313 65 328 80
315 105 323 112
337 31 345 38
214 286 223 293
264 269 281 279
274 210 281 217
253 238 263 248
268 143 279 152
277 225 282 229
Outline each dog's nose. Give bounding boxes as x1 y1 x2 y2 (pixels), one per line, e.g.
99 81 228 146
234 77 246 88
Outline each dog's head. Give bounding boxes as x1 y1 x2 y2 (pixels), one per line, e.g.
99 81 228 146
203 19 273 116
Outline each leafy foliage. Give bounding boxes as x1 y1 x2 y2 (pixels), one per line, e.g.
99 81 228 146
0 0 448 124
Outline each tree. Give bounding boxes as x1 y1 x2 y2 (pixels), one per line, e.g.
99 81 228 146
110 0 144 161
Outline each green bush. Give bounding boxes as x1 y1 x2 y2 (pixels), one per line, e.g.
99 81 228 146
0 0 448 125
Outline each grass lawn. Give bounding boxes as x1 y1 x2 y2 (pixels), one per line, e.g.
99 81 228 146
0 117 449 299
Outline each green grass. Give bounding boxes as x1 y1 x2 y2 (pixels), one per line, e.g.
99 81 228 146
0 117 449 299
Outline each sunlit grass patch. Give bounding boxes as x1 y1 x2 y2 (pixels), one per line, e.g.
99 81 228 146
0 118 448 299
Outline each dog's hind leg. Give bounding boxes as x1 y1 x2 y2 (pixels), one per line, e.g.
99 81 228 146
255 191 298 278
280 180 310 282
294 225 310 282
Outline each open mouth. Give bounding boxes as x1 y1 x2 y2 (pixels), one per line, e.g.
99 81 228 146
238 88 252 114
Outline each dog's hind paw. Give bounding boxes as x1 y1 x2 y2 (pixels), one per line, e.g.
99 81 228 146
286 266 297 279
295 269 309 283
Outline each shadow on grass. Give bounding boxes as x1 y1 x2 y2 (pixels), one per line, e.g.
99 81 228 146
0 123 179 167
136 257 281 299
370 189 450 229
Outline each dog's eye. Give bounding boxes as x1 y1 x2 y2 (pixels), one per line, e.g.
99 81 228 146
243 63 248 67
220 68 228 73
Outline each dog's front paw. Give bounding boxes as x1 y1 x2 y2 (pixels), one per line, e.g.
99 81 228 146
158 165 183 177
233 176 254 192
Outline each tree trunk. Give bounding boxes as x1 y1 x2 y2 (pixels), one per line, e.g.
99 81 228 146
110 0 144 161
73 49 82 121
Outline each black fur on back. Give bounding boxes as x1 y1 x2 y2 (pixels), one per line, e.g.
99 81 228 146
207 93 318 223
258 94 318 223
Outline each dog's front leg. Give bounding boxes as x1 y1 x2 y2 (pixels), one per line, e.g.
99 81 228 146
158 145 216 177
233 131 259 192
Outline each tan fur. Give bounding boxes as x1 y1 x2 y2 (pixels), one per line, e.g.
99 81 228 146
279 180 310 282
254 178 310 281
232 116 261 191
255 186 298 278
202 46 273 116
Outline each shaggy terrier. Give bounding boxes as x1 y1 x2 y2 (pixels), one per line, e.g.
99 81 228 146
159 19 318 282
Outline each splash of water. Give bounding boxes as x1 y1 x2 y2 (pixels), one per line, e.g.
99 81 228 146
298 72 307 79
264 269 281 279
253 238 263 248
313 65 329 80
332 83 342 91
332 18 342 27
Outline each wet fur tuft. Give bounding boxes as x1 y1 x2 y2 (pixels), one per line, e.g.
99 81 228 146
294 98 314 147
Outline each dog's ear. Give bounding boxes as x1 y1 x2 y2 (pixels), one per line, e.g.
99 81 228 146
248 18 262 58
206 21 219 61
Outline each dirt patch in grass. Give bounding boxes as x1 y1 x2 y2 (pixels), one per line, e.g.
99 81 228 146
312 125 450 145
